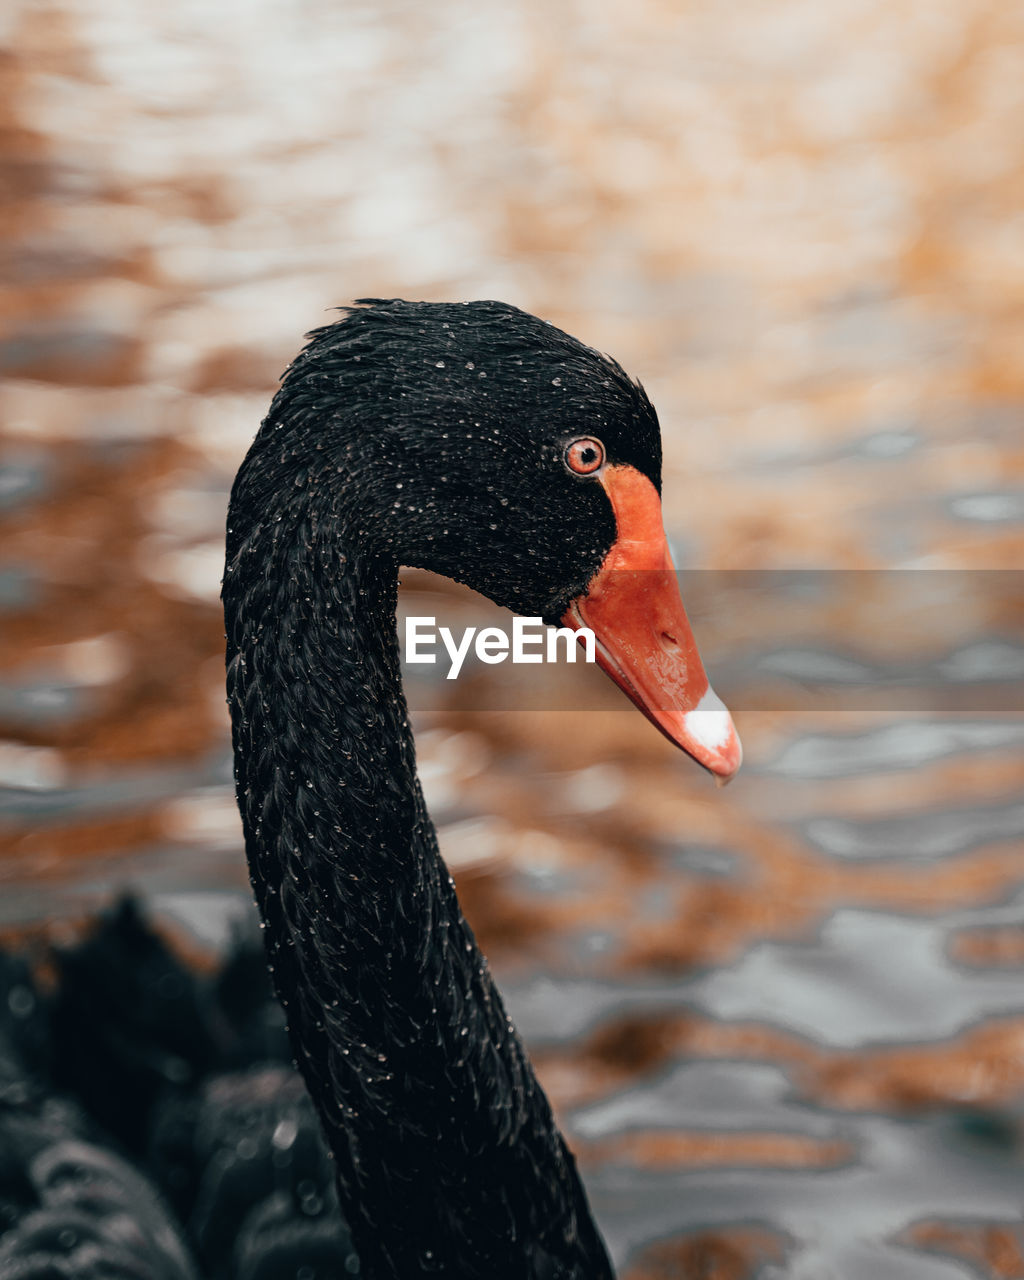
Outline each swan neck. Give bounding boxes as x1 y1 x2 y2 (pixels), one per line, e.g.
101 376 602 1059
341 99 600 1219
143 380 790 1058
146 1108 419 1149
223 501 613 1280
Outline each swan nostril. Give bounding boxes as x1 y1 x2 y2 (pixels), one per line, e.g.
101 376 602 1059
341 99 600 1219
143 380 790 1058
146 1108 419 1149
661 631 679 648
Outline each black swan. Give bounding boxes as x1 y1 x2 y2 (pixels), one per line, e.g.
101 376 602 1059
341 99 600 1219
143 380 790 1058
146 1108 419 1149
221 298 741 1279
0 898 360 1280
0 913 200 1280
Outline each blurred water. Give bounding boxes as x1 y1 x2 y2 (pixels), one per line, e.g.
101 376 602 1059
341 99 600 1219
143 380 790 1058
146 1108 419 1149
2 0 1024 1275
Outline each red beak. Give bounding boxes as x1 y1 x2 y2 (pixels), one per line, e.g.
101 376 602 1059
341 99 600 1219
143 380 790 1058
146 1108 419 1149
560 465 742 783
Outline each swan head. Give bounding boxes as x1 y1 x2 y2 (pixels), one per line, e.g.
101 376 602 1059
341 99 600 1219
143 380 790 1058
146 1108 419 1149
245 298 741 781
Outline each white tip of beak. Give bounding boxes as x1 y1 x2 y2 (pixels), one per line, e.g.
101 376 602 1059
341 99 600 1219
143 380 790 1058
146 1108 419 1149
683 688 733 750
682 687 743 784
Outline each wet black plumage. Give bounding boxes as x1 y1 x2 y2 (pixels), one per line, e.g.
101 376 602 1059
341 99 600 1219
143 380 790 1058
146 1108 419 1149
223 299 664 1278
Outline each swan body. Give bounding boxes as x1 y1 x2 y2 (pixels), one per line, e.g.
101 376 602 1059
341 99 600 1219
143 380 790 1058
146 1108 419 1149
0 914 198 1280
0 900 358 1280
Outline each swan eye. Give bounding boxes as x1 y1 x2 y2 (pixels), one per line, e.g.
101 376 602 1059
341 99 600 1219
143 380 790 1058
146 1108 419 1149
564 437 605 475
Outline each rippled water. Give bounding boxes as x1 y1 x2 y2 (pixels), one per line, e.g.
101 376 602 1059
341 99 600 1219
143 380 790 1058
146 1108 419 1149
2 0 1024 1274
